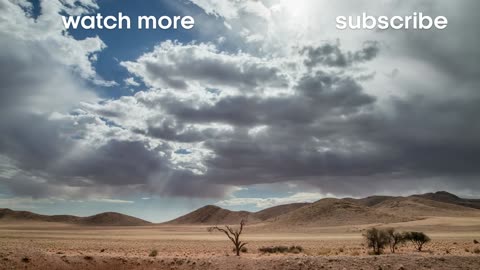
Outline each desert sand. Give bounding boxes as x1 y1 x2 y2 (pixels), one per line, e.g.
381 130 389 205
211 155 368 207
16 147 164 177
2 192 480 269
1 217 480 270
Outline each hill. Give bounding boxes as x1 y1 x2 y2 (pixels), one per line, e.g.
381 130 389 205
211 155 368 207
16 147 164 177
253 203 310 221
372 196 480 217
266 198 411 227
0 208 150 226
166 205 258 225
414 191 480 210
79 212 151 226
345 195 396 207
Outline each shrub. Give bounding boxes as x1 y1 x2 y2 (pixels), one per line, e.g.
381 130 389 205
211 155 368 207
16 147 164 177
385 228 406 253
21 257 30 263
364 227 390 255
83 256 93 261
232 246 248 253
149 250 158 257
474 239 479 244
474 248 480 254
404 231 431 251
258 245 304 254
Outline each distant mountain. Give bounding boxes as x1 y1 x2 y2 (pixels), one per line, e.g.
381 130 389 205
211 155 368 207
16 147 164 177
253 203 310 221
345 195 397 207
79 212 151 226
372 196 480 217
3 191 479 227
166 205 258 225
0 208 150 226
165 191 480 226
166 203 311 225
266 198 411 227
414 191 480 210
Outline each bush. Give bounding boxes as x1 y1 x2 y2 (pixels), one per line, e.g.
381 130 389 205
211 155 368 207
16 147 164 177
385 228 406 253
474 239 479 244
364 227 390 255
474 248 480 254
258 245 304 254
403 231 431 251
232 247 248 253
149 250 158 257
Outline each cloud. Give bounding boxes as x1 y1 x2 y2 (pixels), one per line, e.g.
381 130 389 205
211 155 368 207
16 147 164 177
216 192 336 209
1 0 480 203
121 41 288 92
124 77 141 87
301 41 380 68
0 0 114 86
92 198 135 204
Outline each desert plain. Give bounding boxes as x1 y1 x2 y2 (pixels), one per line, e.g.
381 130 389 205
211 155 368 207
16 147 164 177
1 192 480 270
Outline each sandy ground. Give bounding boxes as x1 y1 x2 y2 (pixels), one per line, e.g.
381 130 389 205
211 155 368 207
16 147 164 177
1 217 480 270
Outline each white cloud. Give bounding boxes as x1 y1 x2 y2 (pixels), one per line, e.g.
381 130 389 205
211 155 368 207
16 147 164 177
216 192 337 208
92 198 135 204
124 77 141 87
0 0 114 86
121 41 289 95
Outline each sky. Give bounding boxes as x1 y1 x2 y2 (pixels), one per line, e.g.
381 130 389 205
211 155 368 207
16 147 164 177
0 0 479 222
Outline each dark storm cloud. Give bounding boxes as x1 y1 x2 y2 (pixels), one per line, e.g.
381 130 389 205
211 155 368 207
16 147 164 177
57 140 168 186
2 0 480 201
158 71 375 127
142 116 233 143
301 41 380 68
0 14 221 199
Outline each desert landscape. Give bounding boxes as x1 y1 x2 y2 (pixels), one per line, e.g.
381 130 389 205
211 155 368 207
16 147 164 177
1 191 480 270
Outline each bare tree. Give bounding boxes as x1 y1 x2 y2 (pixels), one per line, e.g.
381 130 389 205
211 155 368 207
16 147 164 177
208 220 247 256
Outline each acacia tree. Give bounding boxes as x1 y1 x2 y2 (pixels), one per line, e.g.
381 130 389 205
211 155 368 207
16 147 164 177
208 220 247 256
364 227 390 255
404 231 431 251
386 228 406 253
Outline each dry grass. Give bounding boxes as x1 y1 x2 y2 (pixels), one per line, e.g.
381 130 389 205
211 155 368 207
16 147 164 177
0 217 480 269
